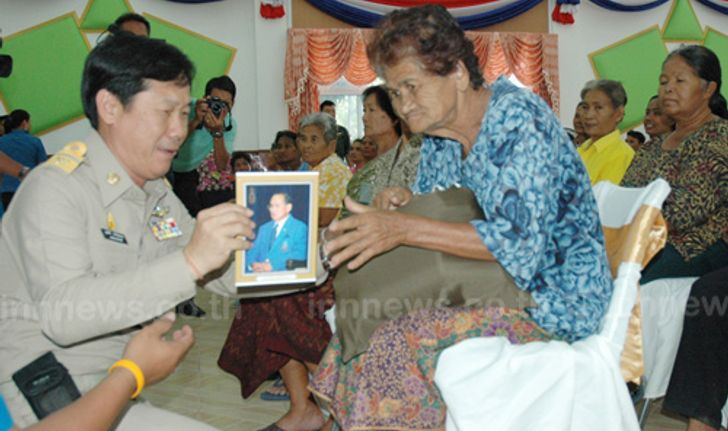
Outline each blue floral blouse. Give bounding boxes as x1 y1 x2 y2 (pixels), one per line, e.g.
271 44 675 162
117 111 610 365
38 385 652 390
412 77 613 342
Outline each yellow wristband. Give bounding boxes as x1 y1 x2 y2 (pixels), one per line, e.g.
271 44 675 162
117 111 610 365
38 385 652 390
109 359 145 399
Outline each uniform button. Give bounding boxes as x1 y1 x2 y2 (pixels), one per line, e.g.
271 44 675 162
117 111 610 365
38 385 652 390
107 172 120 185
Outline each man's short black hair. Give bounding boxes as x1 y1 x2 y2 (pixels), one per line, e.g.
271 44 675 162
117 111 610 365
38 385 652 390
81 33 194 129
205 75 236 101
320 100 335 111
271 192 292 205
113 13 151 35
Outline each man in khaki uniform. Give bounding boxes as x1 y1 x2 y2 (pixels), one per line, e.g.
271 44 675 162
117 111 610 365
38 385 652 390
0 34 253 428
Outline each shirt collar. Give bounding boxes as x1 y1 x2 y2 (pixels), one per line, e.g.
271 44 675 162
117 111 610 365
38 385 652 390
584 130 621 153
84 130 168 208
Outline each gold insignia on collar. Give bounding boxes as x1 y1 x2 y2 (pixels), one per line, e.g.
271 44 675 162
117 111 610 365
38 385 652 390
107 172 120 185
45 141 87 174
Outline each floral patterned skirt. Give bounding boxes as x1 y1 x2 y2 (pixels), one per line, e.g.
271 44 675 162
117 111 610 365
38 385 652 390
309 306 552 431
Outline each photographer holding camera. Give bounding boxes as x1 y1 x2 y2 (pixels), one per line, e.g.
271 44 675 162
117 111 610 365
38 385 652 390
172 75 237 216
171 76 237 318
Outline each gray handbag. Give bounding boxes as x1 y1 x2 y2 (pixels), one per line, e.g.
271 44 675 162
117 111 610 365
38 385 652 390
334 187 535 362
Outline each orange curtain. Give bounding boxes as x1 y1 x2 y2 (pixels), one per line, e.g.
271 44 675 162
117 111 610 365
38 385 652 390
285 28 559 129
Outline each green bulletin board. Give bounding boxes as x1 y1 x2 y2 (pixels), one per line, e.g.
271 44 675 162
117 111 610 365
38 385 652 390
0 3 237 135
589 27 669 130
704 27 728 101
79 0 133 31
144 14 237 98
0 13 90 135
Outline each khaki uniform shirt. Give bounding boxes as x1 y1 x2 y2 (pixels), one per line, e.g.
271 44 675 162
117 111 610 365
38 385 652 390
0 131 231 388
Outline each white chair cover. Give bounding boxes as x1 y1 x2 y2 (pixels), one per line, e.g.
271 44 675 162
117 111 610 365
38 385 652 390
435 179 671 431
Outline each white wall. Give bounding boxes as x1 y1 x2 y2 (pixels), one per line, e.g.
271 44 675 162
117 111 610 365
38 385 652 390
551 0 727 128
3 0 726 153
0 0 290 153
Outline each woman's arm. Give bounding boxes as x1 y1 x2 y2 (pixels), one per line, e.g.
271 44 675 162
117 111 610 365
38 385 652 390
0 152 23 177
325 196 494 270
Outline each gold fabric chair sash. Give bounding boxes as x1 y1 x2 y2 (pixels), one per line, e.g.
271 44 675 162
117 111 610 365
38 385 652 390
602 206 667 383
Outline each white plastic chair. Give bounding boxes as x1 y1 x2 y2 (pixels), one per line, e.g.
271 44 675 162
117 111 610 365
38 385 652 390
434 178 671 431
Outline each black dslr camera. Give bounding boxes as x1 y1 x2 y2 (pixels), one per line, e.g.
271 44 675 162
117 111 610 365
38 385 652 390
206 96 228 118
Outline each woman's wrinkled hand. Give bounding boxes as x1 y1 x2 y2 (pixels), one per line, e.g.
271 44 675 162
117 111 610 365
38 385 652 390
372 187 413 211
324 196 408 270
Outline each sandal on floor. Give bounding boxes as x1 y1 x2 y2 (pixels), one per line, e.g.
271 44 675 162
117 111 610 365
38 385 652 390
260 378 290 401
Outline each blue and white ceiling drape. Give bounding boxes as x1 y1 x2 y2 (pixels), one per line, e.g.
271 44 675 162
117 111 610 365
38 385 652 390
305 0 545 29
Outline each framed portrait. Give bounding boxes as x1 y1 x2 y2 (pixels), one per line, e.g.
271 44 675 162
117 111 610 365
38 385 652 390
235 171 319 289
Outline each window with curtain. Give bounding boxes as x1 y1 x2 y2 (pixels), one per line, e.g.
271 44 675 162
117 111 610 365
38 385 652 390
319 76 383 140
286 29 559 130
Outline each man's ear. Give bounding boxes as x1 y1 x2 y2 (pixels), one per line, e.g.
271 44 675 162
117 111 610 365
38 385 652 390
95 89 123 126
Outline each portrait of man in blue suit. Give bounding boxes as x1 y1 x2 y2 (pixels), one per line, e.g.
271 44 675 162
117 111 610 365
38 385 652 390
246 192 307 272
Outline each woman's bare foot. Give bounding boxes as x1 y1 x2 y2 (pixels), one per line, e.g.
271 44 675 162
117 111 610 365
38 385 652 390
275 399 325 431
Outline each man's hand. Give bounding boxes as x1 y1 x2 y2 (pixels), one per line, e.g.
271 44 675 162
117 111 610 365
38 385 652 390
372 187 413 210
324 196 408 270
203 106 228 134
183 203 255 276
122 313 194 386
191 99 209 128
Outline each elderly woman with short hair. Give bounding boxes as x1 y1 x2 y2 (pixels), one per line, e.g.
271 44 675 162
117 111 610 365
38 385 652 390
309 5 612 430
577 79 635 184
218 113 350 431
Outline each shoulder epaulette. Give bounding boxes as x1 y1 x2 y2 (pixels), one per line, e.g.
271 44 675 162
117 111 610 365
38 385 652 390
45 141 87 174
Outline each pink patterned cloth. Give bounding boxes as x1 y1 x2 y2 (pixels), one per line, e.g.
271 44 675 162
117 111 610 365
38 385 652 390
196 150 234 192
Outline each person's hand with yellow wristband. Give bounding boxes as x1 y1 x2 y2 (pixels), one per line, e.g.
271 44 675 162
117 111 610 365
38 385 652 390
115 312 195 397
14 313 194 431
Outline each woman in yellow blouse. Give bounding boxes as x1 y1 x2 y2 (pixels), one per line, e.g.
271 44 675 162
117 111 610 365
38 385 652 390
577 80 635 184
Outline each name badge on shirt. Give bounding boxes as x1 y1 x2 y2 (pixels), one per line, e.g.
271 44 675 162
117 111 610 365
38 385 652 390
150 217 183 241
101 228 128 244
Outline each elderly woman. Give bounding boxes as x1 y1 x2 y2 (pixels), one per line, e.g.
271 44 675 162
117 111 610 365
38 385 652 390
217 113 349 431
577 80 635 184
345 85 422 210
622 45 728 284
272 130 306 171
308 5 612 430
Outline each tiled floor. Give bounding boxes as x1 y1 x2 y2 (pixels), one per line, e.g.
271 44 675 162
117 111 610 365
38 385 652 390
144 289 689 430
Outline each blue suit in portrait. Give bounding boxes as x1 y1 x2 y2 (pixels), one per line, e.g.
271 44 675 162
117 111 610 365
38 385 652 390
246 216 308 272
